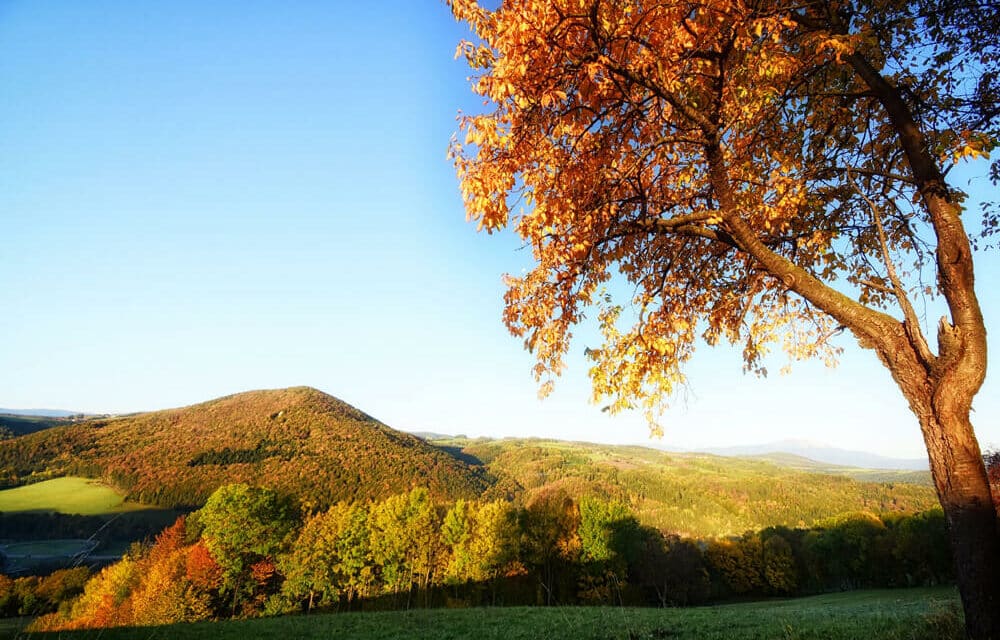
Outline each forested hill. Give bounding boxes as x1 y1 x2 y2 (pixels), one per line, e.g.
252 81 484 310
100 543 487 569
0 387 939 537
0 413 80 440
439 437 940 538
0 387 491 508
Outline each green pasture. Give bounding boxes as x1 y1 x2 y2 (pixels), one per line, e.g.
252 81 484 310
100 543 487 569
0 477 150 516
11 587 961 640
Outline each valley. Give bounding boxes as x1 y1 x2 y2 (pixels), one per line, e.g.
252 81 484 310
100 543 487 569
0 387 965 637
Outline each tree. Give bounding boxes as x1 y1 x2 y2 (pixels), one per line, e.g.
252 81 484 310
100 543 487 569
368 488 442 607
520 488 581 605
198 484 299 615
761 533 798 595
279 501 372 612
441 498 477 586
449 1 998 635
442 499 522 603
705 534 764 596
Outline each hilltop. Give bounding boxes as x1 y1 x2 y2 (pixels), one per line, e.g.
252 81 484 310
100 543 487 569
0 387 491 508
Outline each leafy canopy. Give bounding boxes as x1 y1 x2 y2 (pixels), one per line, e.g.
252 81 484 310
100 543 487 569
449 0 998 428
198 484 299 591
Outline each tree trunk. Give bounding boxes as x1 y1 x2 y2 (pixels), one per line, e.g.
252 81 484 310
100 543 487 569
890 352 1000 639
917 403 1000 639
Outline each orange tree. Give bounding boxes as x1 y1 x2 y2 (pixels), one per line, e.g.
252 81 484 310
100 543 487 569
448 0 999 635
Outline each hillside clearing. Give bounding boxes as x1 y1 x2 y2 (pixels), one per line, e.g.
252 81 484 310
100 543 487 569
0 477 151 516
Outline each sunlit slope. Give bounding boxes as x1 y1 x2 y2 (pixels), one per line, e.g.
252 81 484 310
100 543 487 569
0 477 154 515
0 387 491 508
444 437 939 538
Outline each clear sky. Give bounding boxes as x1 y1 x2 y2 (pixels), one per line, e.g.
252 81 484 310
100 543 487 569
1 1 997 460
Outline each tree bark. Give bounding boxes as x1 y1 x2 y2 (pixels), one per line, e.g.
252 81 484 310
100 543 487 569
885 334 1000 639
917 398 1000 639
844 52 1000 639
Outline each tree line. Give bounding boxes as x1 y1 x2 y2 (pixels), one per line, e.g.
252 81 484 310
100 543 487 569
25 482 956 631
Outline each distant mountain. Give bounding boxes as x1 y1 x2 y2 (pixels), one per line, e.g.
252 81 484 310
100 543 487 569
695 439 929 471
0 387 492 508
407 430 458 440
732 452 933 485
0 408 81 418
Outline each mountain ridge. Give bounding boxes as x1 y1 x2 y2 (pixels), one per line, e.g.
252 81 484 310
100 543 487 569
0 408 82 418
689 439 929 470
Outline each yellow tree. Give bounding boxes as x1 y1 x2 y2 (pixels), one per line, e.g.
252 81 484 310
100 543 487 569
449 0 999 635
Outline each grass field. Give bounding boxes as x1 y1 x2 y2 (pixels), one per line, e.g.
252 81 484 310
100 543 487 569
0 477 151 515
8 587 962 640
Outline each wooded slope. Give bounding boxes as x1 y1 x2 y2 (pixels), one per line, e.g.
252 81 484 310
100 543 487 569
0 387 491 508
444 437 939 537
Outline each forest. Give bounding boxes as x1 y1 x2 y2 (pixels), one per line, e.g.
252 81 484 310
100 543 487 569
19 482 959 631
0 388 493 508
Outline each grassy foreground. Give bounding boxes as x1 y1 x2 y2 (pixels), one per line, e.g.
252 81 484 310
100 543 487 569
0 477 151 515
7 587 961 640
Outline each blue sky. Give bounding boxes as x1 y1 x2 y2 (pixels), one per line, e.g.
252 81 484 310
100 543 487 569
1 1 997 459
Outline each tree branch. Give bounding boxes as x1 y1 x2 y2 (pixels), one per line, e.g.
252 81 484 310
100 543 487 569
847 168 937 368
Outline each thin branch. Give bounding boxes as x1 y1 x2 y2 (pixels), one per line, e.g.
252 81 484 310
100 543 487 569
846 168 936 368
827 165 919 186
858 278 894 294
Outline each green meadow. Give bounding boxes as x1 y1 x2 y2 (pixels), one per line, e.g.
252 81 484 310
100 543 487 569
7 588 961 640
0 477 151 516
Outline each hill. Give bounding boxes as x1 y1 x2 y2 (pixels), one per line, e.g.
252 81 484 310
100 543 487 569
0 413 79 440
0 408 81 418
727 452 933 486
0 387 491 508
0 388 940 537
438 437 940 537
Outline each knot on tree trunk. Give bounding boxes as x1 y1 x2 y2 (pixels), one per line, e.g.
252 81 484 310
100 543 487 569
937 317 961 359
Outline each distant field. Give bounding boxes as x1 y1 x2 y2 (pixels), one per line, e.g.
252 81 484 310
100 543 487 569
10 587 961 640
0 477 152 515
1 540 94 556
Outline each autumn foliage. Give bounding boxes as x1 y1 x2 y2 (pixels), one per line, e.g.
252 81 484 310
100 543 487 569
0 387 490 508
448 1 998 634
23 482 956 631
449 0 996 422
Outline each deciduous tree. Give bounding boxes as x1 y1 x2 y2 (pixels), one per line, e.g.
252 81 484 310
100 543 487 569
369 488 441 607
449 0 999 634
279 501 372 612
198 484 299 614
521 488 581 604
